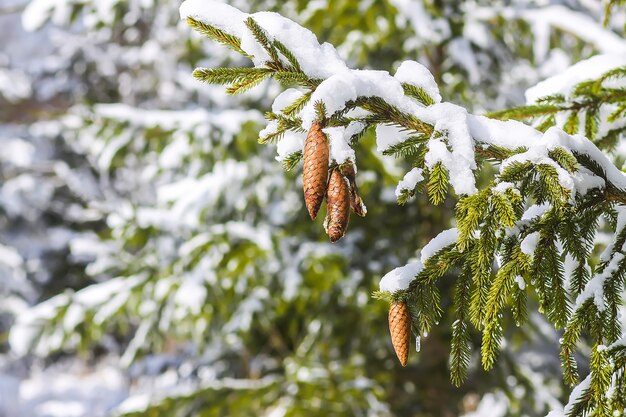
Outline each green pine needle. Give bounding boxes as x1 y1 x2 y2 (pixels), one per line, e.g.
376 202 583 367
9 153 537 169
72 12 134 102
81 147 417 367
487 104 562 121
563 111 579 135
382 135 427 158
192 67 271 86
402 83 435 106
282 92 312 116
225 70 273 95
450 266 473 386
427 162 449 205
281 151 302 171
273 71 312 87
273 39 301 73
185 17 250 57
548 147 579 173
245 17 281 64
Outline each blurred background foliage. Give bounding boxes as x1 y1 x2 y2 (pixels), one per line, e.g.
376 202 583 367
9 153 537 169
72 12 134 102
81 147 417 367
0 0 624 416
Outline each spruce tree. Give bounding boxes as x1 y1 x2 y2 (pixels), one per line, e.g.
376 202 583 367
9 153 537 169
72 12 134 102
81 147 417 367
178 1 626 415
4 1 626 416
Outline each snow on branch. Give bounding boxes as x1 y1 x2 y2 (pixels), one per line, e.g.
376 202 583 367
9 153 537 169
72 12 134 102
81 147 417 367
379 228 458 293
179 0 626 305
181 1 626 406
525 53 626 104
180 0 626 205
180 0 348 79
489 53 626 153
570 207 626 312
469 5 626 57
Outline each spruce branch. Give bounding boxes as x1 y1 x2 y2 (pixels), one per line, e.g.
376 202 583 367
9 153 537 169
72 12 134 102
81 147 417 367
193 67 272 86
396 187 419 205
282 91 312 116
511 278 528 326
273 39 301 72
489 67 626 146
244 17 281 65
259 113 305 144
565 376 593 417
226 70 273 95
382 135 427 158
450 264 473 386
590 344 612 416
481 246 529 370
563 111 579 134
560 310 582 386
355 96 434 136
185 17 250 57
456 188 490 250
281 151 302 171
469 213 498 329
190 25 626 206
487 104 563 121
427 162 449 205
402 83 435 106
273 71 314 87
548 147 579 173
413 245 463 287
183 9 626 414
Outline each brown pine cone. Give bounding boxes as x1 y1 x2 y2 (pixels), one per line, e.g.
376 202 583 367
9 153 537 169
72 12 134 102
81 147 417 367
324 168 350 242
340 163 367 217
302 121 329 220
388 302 410 366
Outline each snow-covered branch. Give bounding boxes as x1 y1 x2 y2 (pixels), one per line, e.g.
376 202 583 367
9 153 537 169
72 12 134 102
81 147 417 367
180 1 626 414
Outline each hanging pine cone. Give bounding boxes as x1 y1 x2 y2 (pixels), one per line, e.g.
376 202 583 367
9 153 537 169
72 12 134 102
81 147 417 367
324 168 350 242
388 302 410 366
340 163 367 217
302 121 329 220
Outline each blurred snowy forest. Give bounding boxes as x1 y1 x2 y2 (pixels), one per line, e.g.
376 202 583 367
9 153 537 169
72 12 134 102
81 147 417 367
1 0 625 416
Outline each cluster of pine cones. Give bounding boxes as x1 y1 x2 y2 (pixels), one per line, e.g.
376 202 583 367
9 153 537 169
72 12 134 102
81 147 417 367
302 121 366 242
303 122 410 366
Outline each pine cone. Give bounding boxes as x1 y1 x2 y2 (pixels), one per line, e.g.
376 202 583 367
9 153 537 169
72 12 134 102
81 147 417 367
388 302 410 366
303 121 329 220
324 168 350 242
340 163 367 217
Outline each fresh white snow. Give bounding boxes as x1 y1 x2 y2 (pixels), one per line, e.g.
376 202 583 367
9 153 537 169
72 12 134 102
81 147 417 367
394 60 441 103
395 168 424 197
180 0 349 79
574 252 625 312
420 228 458 264
520 232 541 258
526 54 626 103
375 124 411 153
379 228 458 293
379 261 423 293
563 375 591 416
323 126 357 164
521 204 551 221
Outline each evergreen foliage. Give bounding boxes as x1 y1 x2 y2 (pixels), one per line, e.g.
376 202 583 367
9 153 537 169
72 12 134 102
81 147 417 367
183 5 626 416
5 1 626 416
488 66 626 153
